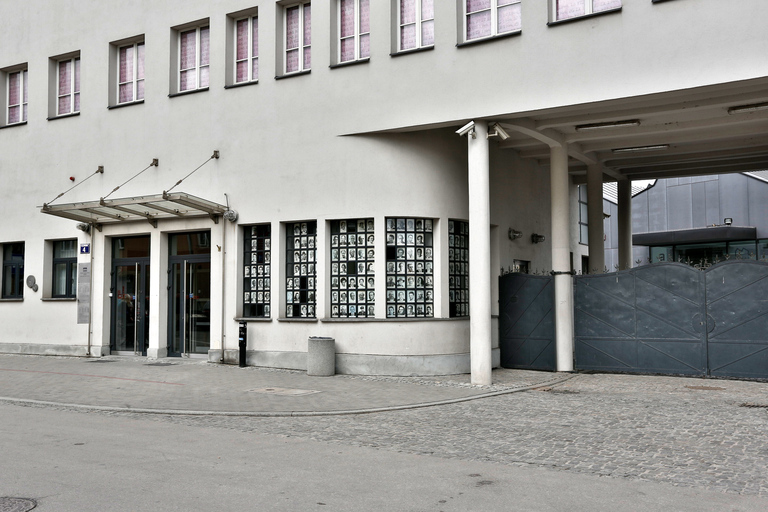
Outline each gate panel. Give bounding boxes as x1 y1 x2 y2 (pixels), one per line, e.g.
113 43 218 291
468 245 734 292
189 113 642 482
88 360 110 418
499 273 555 371
575 264 706 376
706 261 768 379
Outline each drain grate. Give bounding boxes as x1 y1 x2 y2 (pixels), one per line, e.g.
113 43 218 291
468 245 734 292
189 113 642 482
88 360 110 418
248 387 321 396
537 387 579 394
85 359 116 363
0 497 37 512
144 363 175 367
685 385 725 391
740 403 768 409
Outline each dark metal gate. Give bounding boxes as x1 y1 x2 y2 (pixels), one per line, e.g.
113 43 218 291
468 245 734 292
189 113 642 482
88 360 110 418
499 273 555 371
501 261 768 379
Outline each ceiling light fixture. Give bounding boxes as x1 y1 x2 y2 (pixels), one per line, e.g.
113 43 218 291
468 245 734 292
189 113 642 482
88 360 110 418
727 102 768 115
575 120 640 131
611 144 669 154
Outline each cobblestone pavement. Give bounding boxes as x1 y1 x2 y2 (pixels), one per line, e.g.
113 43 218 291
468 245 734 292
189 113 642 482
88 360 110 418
24 372 764 498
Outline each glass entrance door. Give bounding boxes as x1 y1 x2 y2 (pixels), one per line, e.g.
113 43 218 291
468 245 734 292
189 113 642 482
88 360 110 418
111 236 151 355
168 232 211 357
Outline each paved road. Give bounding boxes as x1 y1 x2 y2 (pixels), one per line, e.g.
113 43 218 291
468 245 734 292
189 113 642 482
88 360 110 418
1 354 768 509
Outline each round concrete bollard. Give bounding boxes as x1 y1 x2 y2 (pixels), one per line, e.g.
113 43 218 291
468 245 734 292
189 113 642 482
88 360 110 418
307 337 335 376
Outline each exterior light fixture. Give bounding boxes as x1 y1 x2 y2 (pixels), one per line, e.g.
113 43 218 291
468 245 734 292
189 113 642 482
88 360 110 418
223 210 239 222
724 218 733 226
575 120 640 131
727 102 768 115
508 228 523 240
488 123 510 141
611 144 669 154
531 233 546 244
76 223 91 233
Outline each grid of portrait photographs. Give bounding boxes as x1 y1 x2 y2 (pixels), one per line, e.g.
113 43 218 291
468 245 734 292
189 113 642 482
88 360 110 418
449 220 469 317
286 221 317 318
385 217 434 318
243 224 271 317
330 218 375 318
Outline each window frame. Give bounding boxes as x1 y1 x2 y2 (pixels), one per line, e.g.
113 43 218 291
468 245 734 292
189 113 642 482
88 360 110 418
51 240 78 299
243 224 271 318
117 41 145 104
177 24 210 93
6 68 28 125
385 217 435 319
329 218 376 318
448 220 469 318
57 56 80 116
549 0 622 24
397 0 434 52
233 15 259 84
285 221 317 318
283 1 312 75
462 0 521 43
578 185 589 246
2 242 25 300
338 0 370 64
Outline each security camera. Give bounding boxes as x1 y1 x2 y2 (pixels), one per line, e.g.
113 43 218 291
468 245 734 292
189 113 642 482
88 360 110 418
456 121 476 138
76 223 91 233
488 123 510 141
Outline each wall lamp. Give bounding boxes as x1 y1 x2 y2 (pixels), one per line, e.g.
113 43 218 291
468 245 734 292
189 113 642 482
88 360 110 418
724 218 733 226
612 144 669 154
575 119 640 131
727 102 768 115
76 223 91 233
508 228 523 240
531 233 546 244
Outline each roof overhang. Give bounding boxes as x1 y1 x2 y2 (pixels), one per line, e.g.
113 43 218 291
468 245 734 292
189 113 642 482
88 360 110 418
633 226 757 246
40 192 228 229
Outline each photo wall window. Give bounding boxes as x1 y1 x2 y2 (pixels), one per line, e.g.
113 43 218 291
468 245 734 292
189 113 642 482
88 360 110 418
330 218 375 318
243 224 271 317
286 221 316 318
448 220 469 317
385 217 434 318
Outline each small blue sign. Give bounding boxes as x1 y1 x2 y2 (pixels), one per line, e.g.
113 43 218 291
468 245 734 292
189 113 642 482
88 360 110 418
80 244 90 255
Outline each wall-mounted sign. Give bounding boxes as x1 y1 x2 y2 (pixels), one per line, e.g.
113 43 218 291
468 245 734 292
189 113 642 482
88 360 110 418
80 243 90 255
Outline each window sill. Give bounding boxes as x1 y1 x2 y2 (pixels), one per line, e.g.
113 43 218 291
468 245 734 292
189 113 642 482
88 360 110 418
329 58 369 70
47 112 80 121
0 121 27 130
234 316 272 322
323 317 468 323
390 46 434 58
547 7 621 27
41 297 77 302
277 317 318 322
0 298 23 302
224 80 259 90
457 30 521 48
275 70 311 81
107 100 144 110
168 87 209 98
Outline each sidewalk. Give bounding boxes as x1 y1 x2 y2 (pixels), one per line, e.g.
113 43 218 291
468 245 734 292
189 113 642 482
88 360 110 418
0 353 569 416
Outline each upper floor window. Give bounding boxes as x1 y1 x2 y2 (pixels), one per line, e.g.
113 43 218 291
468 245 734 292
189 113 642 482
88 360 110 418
553 0 621 22
464 0 521 42
179 25 210 92
338 0 369 63
52 240 77 298
57 56 80 115
284 2 311 74
118 42 145 103
7 69 28 124
2 243 24 299
235 16 259 83
398 0 433 51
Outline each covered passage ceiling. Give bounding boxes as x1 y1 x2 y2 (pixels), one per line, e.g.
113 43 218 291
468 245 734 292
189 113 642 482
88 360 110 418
490 77 768 183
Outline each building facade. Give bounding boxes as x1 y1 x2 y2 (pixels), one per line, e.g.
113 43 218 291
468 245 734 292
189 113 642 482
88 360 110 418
2 0 767 381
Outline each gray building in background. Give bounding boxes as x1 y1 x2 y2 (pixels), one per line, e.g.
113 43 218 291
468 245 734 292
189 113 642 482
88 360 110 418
601 172 768 271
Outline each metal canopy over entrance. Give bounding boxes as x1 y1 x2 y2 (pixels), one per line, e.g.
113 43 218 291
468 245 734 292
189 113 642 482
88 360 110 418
40 192 228 229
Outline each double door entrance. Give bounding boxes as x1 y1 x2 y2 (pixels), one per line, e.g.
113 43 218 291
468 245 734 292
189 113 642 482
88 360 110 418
110 232 211 357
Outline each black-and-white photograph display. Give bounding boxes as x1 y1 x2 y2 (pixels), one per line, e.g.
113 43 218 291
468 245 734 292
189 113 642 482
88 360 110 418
386 217 433 318
330 218 374 317
243 224 271 317
286 221 317 318
449 220 469 317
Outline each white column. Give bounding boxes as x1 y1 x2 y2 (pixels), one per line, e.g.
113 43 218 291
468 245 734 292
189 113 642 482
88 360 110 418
468 121 493 386
550 144 574 372
587 164 605 274
617 179 633 270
